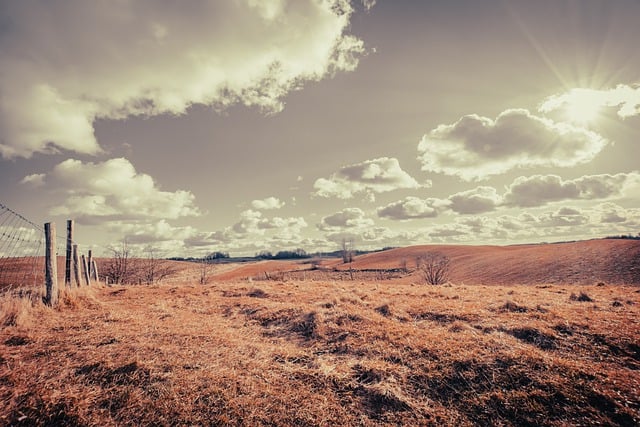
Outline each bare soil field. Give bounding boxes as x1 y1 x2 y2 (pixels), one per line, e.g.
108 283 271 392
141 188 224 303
1 239 639 426
213 239 640 285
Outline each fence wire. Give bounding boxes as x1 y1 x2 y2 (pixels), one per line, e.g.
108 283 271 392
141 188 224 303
0 202 47 290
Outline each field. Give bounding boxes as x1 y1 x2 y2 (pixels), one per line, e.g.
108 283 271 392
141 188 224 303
1 240 639 426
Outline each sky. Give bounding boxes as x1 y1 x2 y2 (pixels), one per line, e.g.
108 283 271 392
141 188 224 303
1 0 640 257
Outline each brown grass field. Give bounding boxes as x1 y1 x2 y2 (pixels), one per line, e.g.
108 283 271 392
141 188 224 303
1 240 639 426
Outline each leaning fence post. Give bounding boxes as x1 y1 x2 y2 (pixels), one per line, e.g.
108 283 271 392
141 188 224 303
44 222 58 306
81 254 91 286
92 260 99 282
72 244 80 287
64 219 73 287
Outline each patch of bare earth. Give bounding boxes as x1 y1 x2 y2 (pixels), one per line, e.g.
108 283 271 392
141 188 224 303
1 278 639 426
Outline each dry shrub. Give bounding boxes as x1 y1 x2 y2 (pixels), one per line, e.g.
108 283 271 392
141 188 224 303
570 292 594 302
416 252 451 285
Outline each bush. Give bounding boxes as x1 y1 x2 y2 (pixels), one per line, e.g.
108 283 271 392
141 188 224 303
417 252 451 285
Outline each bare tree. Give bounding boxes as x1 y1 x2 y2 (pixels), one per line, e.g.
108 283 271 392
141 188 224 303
104 242 177 285
417 252 451 285
104 240 133 285
199 259 213 285
341 238 354 264
141 247 177 285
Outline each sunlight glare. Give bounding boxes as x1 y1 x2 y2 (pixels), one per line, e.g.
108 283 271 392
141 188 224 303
565 99 600 125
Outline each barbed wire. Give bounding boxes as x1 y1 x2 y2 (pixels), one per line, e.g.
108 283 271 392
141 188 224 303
0 202 46 289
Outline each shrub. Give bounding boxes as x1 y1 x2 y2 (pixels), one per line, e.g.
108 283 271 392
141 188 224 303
417 252 451 285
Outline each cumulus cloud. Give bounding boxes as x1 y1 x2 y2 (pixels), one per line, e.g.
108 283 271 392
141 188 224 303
448 186 501 214
0 0 365 158
318 208 374 231
503 172 640 207
313 157 424 199
417 109 608 180
376 186 499 221
595 203 628 224
28 158 200 223
533 207 590 228
183 209 308 254
230 209 307 238
539 84 640 119
251 196 285 210
377 197 444 220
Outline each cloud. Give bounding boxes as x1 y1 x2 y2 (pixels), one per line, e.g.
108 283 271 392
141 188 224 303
251 196 285 210
417 109 608 180
318 208 374 231
230 209 307 238
0 0 365 158
20 173 45 187
448 186 501 214
376 187 499 221
595 203 628 224
526 207 590 228
313 157 424 199
30 158 200 223
503 172 639 207
377 197 444 220
539 84 640 119
183 209 309 254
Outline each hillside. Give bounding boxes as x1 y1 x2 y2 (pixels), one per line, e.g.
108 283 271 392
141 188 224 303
349 239 640 285
213 239 640 285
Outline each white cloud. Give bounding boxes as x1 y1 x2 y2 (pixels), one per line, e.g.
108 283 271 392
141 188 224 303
251 196 285 210
31 158 200 223
417 109 608 180
0 0 365 158
20 173 45 187
539 84 640 119
503 172 640 207
313 157 424 199
318 208 374 231
230 209 307 238
448 186 501 214
377 197 444 220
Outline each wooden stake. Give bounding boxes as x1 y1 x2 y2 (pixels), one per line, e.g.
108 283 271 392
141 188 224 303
81 254 90 286
92 260 99 281
44 222 58 306
87 250 93 279
72 244 80 287
64 220 73 287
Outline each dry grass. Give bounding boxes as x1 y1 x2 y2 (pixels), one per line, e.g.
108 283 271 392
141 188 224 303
1 277 639 426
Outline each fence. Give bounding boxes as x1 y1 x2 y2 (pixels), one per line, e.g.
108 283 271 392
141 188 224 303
0 202 45 290
1 202 99 305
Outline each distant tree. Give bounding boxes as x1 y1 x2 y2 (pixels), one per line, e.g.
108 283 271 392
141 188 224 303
273 249 310 259
341 238 354 264
417 252 451 285
256 251 273 259
204 251 229 261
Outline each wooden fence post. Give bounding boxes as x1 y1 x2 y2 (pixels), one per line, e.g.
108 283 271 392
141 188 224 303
92 260 99 282
81 254 91 286
64 219 73 287
87 250 93 279
72 244 80 287
44 222 58 306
